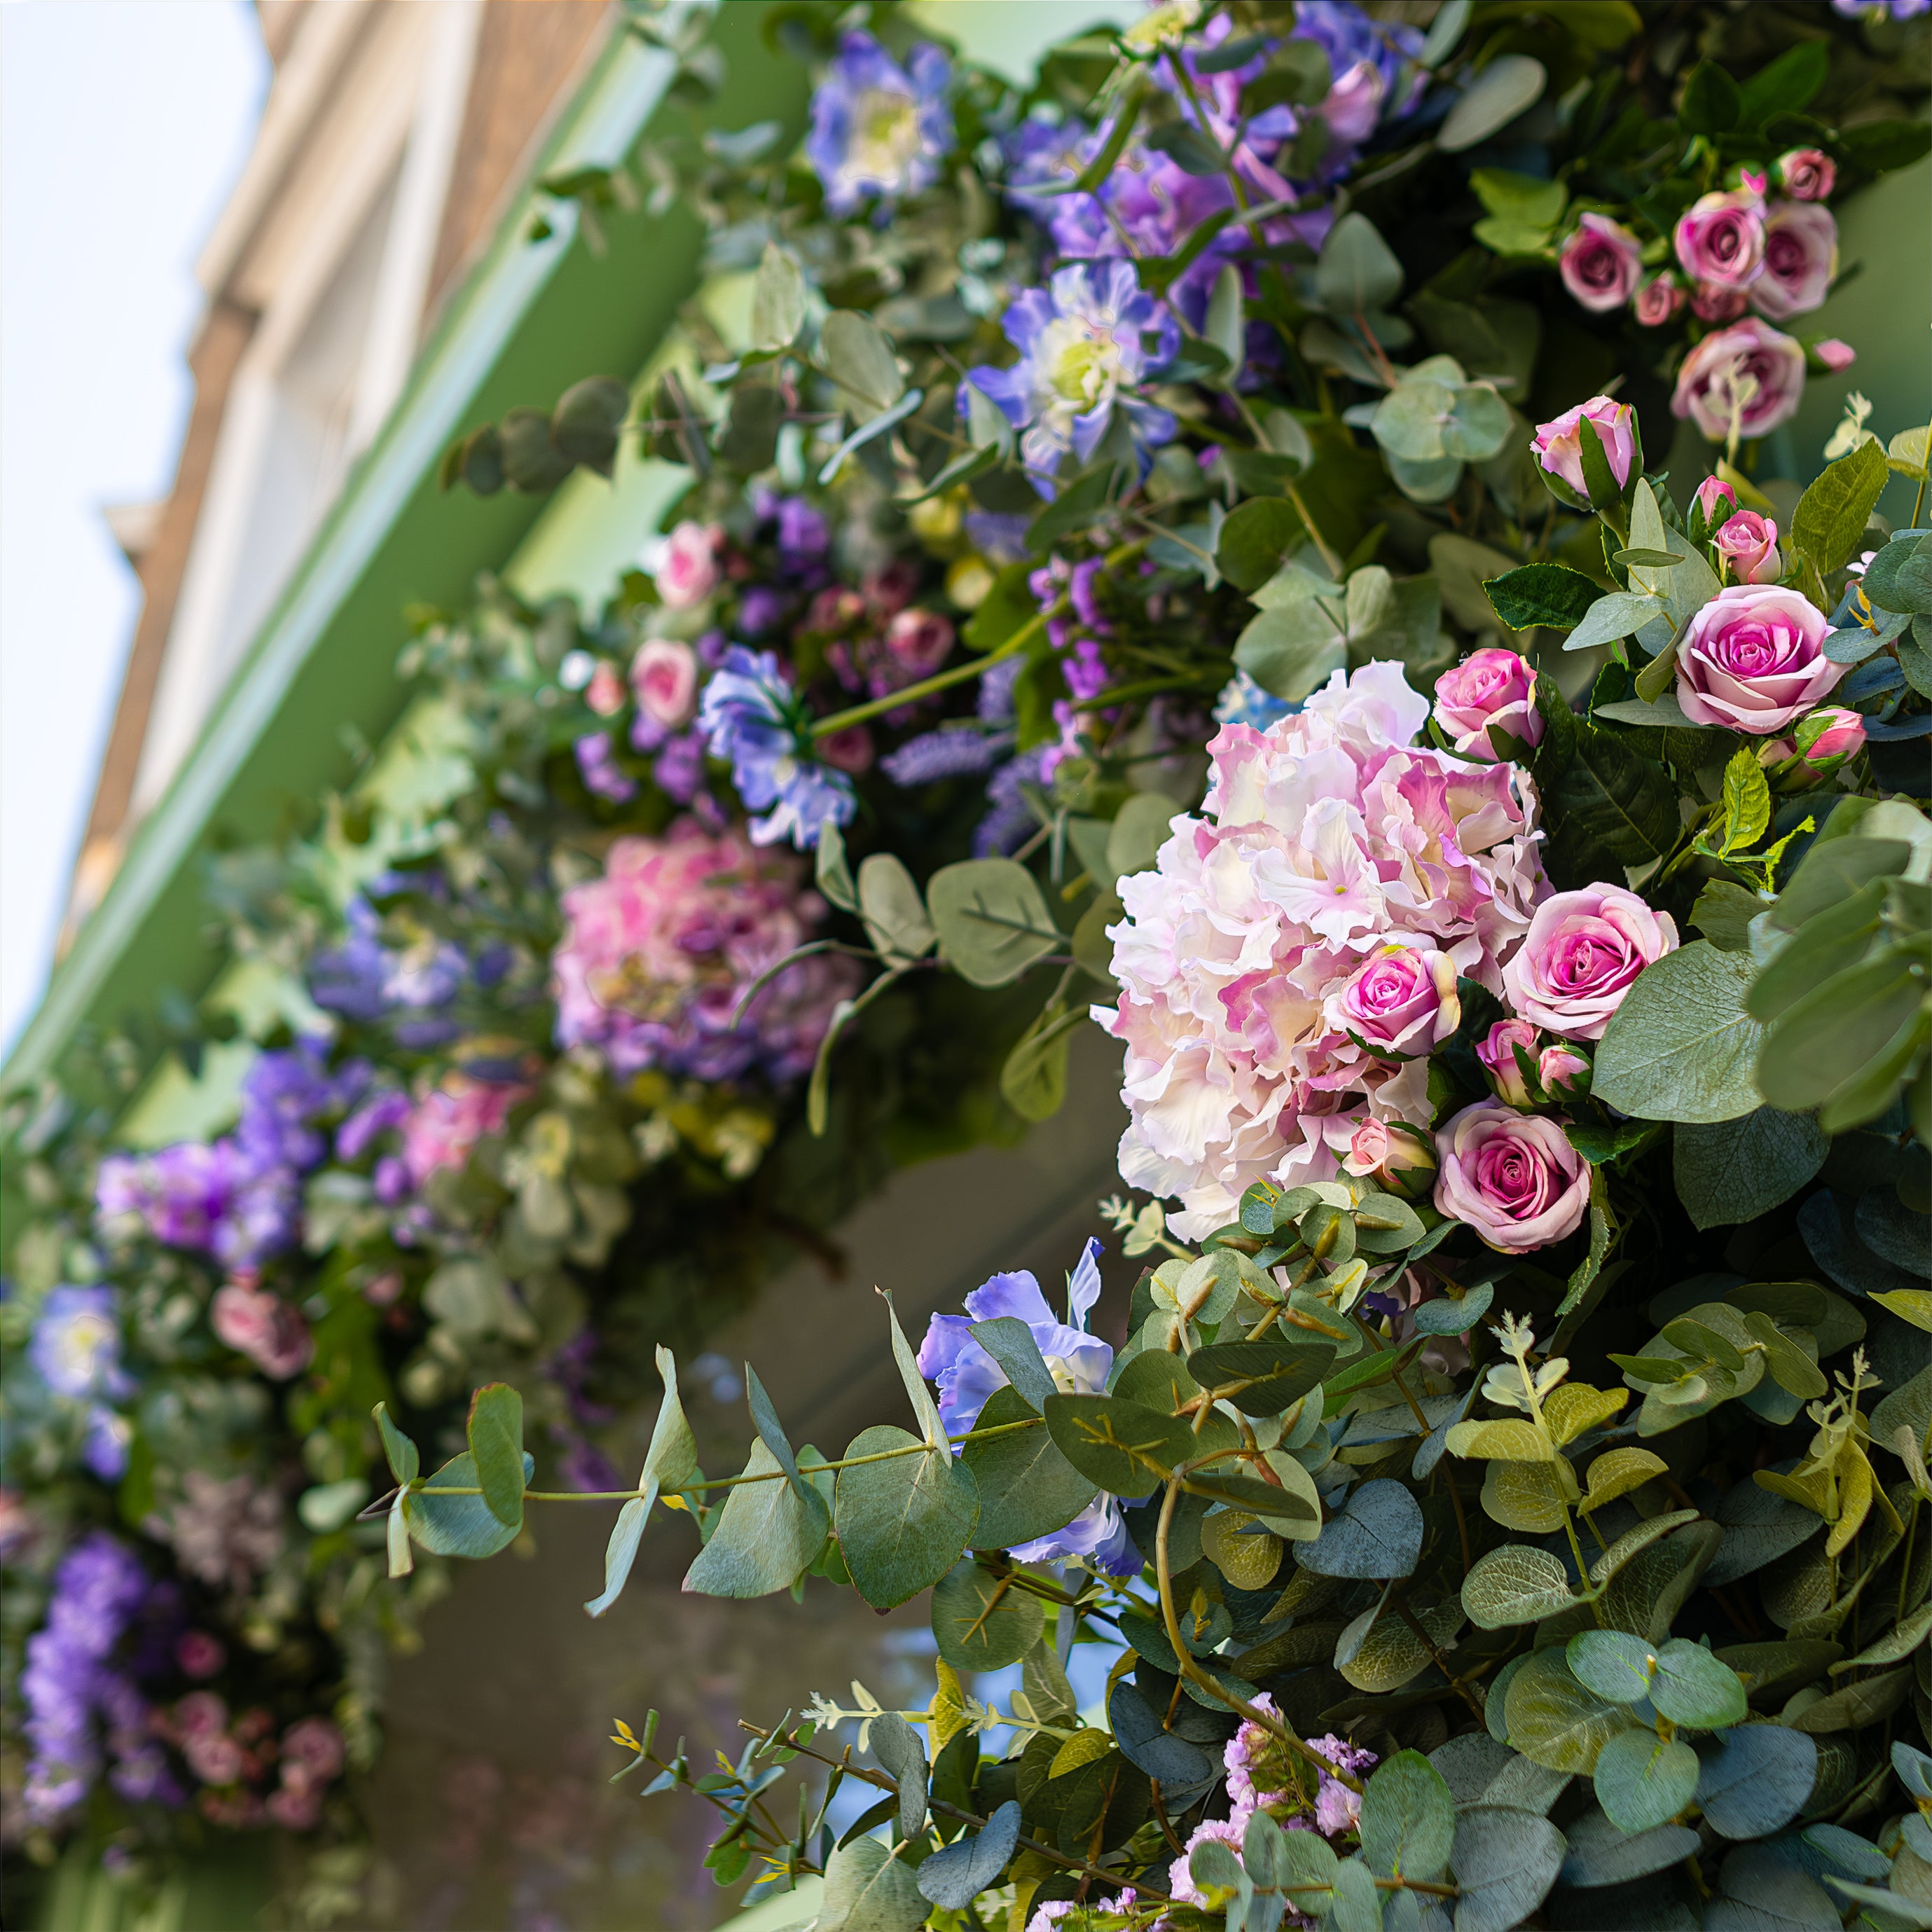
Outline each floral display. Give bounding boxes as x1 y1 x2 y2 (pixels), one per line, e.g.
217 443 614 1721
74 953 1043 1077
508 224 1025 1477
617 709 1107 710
6 1 1931 1926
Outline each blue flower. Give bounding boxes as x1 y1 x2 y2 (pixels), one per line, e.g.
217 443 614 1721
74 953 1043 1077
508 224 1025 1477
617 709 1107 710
29 1286 131 1404
697 646 856 850
965 261 1178 492
806 31 953 217
916 1240 1142 1576
1213 670 1296 732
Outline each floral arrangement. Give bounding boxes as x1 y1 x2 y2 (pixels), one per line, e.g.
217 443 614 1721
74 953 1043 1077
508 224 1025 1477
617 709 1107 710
4 0 1931 1925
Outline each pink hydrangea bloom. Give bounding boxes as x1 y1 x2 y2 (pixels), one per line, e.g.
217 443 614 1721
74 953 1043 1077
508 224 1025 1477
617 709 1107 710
402 1072 531 1188
551 819 861 1083
210 1282 314 1380
1098 663 1547 1239
1170 1815 1250 1906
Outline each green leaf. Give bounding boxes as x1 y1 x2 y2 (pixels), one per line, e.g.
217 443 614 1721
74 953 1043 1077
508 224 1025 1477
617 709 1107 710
1862 532 1932 616
1108 1681 1216 1793
1720 746 1772 855
1315 212 1403 312
550 377 629 478
1358 1751 1455 1882
1042 1392 1194 1493
883 1296 948 1450
386 1491 412 1578
1589 1729 1700 1835
683 1439 828 1598
931 1559 1044 1672
1545 720 1676 876
1739 40 1828 123
967 1320 1059 1414
1439 54 1547 151
820 310 904 420
962 1386 1096 1550
1234 591 1349 700
815 817 859 913
1558 1809 1699 1889
1790 439 1891 578
1470 167 1566 228
586 1496 649 1620
1695 1724 1817 1839
817 1834 925 1932
750 241 805 352
927 859 1060 987
1185 1336 1334 1416
1680 60 1742 135
1484 562 1603 632
745 1365 819 1511
916 1799 1022 1910
1594 941 1765 1124
1565 1630 1655 1704
1000 1002 1081 1123
1217 498 1302 593
1108 793 1180 883
1448 1806 1567 1932
1566 590 1669 653
1648 1640 1748 1729
1205 263 1246 385
404 1450 532 1559
869 1711 929 1839
1757 948 1926 1116
857 853 934 965
1463 1543 1578 1629
1673 1108 1827 1230
1298 1478 1423 1579
374 1403 420 1486
834 1425 978 1609
1505 1648 1638 1774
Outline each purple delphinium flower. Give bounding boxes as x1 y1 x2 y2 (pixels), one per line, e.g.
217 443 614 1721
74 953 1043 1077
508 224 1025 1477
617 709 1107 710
30 1287 135 1478
1833 0 1928 15
308 892 467 1044
974 745 1049 857
806 31 953 216
917 1241 1140 1575
235 1045 348 1174
696 646 856 850
966 261 1179 492
881 726 1011 787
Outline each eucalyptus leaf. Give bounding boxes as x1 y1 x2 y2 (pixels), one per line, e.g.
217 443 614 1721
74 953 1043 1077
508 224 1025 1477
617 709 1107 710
1594 943 1765 1124
1449 1805 1567 1932
1695 1725 1817 1839
931 1559 1044 1672
1359 1750 1456 1882
835 1426 978 1609
1297 1478 1423 1578
962 1386 1096 1550
817 1834 925 1932
927 860 1061 986
1590 1729 1701 1835
916 1800 1022 1910
682 1439 827 1599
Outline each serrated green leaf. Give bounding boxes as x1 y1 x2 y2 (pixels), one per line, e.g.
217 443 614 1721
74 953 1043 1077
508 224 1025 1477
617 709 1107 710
1791 439 1891 577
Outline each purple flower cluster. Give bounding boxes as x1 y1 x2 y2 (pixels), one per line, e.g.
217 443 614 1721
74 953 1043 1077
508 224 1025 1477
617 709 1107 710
806 31 953 216
22 1533 174 1824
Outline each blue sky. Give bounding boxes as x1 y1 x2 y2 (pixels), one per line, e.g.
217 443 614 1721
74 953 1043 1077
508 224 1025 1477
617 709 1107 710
1 1 266 1055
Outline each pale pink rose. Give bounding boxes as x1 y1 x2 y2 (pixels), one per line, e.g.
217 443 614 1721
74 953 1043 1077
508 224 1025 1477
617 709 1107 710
1323 58 1386 143
1433 1102 1592 1254
584 661 626 717
1559 212 1644 312
174 1692 227 1739
1342 1117 1391 1178
266 1786 322 1831
1341 1118 1438 1199
1634 275 1685 326
1814 338 1857 372
1674 186 1766 288
1539 1042 1591 1096
1795 705 1867 766
651 521 720 609
1691 282 1749 323
1325 946 1460 1056
1713 510 1783 584
1672 319 1807 441
1434 647 1543 761
1476 1018 1540 1107
184 1727 246 1786
1531 397 1636 497
210 1283 314 1381
401 1072 530 1187
629 638 697 728
1694 476 1737 527
885 607 955 678
1752 202 1837 319
1675 583 1844 733
1501 884 1679 1040
1776 148 1835 201
280 1717 346 1782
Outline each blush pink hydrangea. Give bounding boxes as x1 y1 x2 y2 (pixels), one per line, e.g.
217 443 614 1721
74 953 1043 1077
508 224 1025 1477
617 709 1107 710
1098 662 1548 1239
551 819 861 1083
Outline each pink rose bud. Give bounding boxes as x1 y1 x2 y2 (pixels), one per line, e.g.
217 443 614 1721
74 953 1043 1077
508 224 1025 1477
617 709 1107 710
1433 1103 1592 1254
1634 275 1685 326
1795 705 1866 766
1538 1042 1592 1098
1692 282 1749 324
1675 583 1847 733
1433 647 1544 761
1531 396 1637 499
1343 1117 1389 1178
1559 212 1645 313
651 520 721 609
1501 883 1680 1041
1671 319 1807 442
1674 186 1767 289
1345 1119 1438 1201
584 661 625 717
1694 476 1738 530
886 607 957 677
1814 338 1857 373
1776 148 1836 201
629 637 698 728
1476 1019 1541 1108
1751 202 1838 319
1713 510 1783 585
1324 945 1461 1056
1322 57 1386 144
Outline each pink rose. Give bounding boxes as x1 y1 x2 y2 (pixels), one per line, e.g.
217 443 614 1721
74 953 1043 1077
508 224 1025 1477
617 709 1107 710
211 1283 314 1381
885 607 955 678
1559 212 1644 312
1324 945 1461 1056
651 521 720 609
1634 275 1685 326
1795 705 1866 766
629 637 698 729
1433 647 1543 761
584 661 625 717
280 1717 346 1782
1476 1019 1540 1108
1675 583 1844 733
1694 476 1737 529
1501 884 1679 1040
1531 397 1636 497
174 1692 227 1739
1433 1103 1592 1254
1713 510 1783 585
817 724 875 773
266 1786 322 1831
1539 1042 1592 1097
1752 202 1837 319
1691 282 1749 323
1322 58 1386 143
1671 319 1807 441
175 1631 226 1680
1341 1119 1438 1199
1776 148 1835 201
1814 338 1857 372
1674 186 1766 288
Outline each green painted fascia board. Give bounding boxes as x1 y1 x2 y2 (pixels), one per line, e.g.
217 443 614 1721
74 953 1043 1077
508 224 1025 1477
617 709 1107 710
4 3 808 1096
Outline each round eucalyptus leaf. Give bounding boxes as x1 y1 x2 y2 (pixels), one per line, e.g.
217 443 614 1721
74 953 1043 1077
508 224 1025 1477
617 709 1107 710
927 859 1061 987
930 1559 1043 1672
1647 1639 1748 1730
1558 1807 1700 1888
1590 1727 1699 1835
1297 1478 1423 1579
1448 1804 1566 1932
1695 1724 1817 1839
1439 55 1547 152
1566 1630 1656 1705
1504 1648 1637 1774
1463 1542 1578 1628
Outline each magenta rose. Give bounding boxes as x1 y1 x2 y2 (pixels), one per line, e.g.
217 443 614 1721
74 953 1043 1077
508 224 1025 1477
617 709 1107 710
1501 884 1679 1040
1559 213 1644 312
1671 319 1807 441
1476 1018 1540 1107
1532 397 1636 498
1776 148 1835 201
1752 202 1837 319
1323 945 1460 1056
1692 282 1749 323
1433 1103 1592 1254
1433 647 1543 761
1795 705 1867 767
1674 186 1766 288
1676 583 1844 733
1713 510 1782 585
1634 275 1685 326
